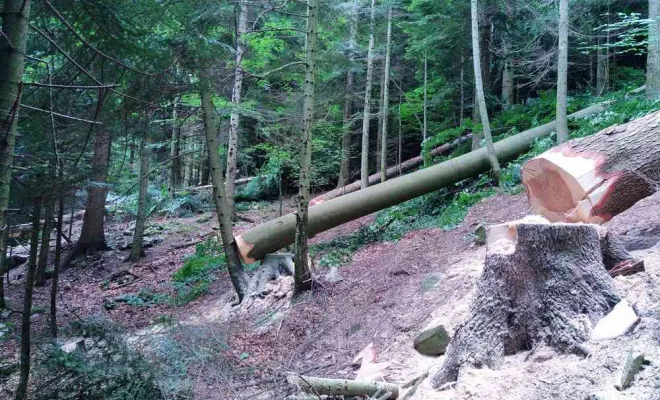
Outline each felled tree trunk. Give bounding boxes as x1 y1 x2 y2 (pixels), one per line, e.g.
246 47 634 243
311 134 472 205
288 375 399 399
522 110 660 224
432 220 619 387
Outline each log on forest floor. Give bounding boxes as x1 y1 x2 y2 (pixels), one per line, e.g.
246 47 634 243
523 110 660 223
432 218 623 388
287 375 399 399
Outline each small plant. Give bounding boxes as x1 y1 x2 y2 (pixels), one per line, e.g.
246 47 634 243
170 237 227 305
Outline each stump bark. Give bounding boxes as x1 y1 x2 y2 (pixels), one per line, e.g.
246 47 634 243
432 220 619 387
523 110 660 223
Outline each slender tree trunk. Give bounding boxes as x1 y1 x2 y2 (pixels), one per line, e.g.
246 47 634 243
471 0 501 181
50 183 64 340
648 0 660 99
338 0 359 188
460 58 465 126
398 89 403 176
35 196 55 285
360 0 377 189
501 0 515 107
0 0 32 309
200 81 248 304
471 90 483 150
15 196 41 400
423 54 428 142
376 65 386 173
226 0 248 215
294 0 319 295
169 96 181 197
380 6 393 183
130 120 151 262
182 127 192 188
556 0 569 143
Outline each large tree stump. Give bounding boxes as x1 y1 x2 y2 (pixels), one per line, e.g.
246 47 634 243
431 219 619 388
522 110 660 223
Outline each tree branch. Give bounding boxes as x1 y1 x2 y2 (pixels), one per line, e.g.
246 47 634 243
244 61 305 79
20 104 103 125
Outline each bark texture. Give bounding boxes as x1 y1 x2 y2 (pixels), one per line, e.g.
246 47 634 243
648 0 660 100
523 109 660 223
35 196 55 285
16 196 41 400
0 0 32 309
130 132 150 262
380 6 392 183
225 0 247 214
432 221 618 387
556 0 569 143
168 97 181 196
236 103 609 262
289 375 399 399
294 0 319 294
360 0 377 189
471 0 501 180
200 81 248 303
338 0 359 188
311 134 472 205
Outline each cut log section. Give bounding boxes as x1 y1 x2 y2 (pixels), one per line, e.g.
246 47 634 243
236 103 610 262
310 134 472 205
523 110 660 223
287 375 399 399
432 219 619 387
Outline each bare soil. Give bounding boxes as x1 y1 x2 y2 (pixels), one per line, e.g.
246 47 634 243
1 190 659 400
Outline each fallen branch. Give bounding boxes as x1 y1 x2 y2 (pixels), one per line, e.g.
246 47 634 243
287 374 399 399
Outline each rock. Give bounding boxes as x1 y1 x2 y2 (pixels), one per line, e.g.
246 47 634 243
474 224 487 245
324 266 343 283
592 300 639 341
60 338 86 354
616 350 648 390
414 324 451 356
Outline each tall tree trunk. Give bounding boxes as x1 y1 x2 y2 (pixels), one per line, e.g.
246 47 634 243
478 9 492 91
0 0 32 309
226 0 248 215
50 180 64 340
294 0 319 295
501 2 515 107
460 58 465 126
398 89 403 176
556 0 569 143
360 0 377 189
596 38 609 96
35 196 55 285
376 65 386 173
182 127 192 188
200 81 248 304
471 0 501 181
471 90 483 150
380 6 393 183
15 196 41 400
169 96 181 197
648 0 660 99
61 129 110 269
338 0 359 188
423 54 428 142
130 125 150 262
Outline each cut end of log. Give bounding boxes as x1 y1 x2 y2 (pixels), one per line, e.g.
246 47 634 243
235 235 256 264
487 216 550 255
522 148 610 223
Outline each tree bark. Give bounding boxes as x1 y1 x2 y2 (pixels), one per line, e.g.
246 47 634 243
360 0 377 189
61 128 110 269
311 134 473 205
35 195 55 285
596 41 609 96
501 0 515 107
294 0 319 295
182 126 192 188
471 0 501 181
130 128 150 262
338 0 359 188
423 54 428 143
288 375 399 399
0 0 32 310
169 96 181 197
226 0 248 215
648 0 660 99
15 196 41 400
200 81 248 303
380 7 393 183
431 220 618 387
556 0 569 143
236 103 610 262
522 109 660 224
50 186 64 340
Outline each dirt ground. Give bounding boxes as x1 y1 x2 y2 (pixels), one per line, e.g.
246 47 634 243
1 190 660 399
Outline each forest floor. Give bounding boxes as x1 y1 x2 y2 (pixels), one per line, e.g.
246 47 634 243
1 189 660 399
